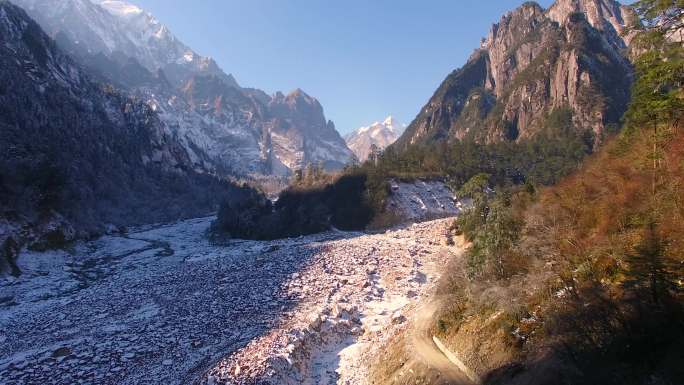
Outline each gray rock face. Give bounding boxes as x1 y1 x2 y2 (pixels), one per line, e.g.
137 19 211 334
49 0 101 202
267 90 357 172
12 0 355 176
394 0 633 149
546 0 638 47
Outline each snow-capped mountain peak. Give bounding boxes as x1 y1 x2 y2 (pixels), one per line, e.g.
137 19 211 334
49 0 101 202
382 115 402 132
13 0 239 88
345 116 406 162
97 0 143 17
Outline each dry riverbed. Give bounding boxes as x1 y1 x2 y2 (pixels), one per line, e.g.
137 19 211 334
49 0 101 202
0 216 461 385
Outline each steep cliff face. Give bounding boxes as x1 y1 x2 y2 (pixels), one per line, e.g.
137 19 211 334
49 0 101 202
267 90 356 172
546 0 638 47
174 80 354 175
394 0 634 150
178 74 269 175
396 51 492 146
12 0 355 176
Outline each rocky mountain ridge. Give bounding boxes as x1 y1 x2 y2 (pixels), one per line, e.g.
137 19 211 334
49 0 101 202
394 0 635 150
12 0 355 176
0 0 249 268
546 0 637 48
345 116 405 162
15 0 238 88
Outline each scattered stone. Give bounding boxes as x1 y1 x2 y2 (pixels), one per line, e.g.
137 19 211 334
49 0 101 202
204 218 457 385
52 347 72 358
391 313 407 325
1 216 458 385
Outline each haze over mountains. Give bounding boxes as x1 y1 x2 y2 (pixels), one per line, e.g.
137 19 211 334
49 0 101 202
13 0 355 177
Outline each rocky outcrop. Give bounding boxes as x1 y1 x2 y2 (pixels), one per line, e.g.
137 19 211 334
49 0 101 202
345 116 405 162
394 0 634 150
395 51 491 146
13 0 355 176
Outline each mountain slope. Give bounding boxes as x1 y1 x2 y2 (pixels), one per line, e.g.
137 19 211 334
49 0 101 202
13 0 238 88
12 0 355 176
345 116 405 162
0 0 248 267
394 0 634 150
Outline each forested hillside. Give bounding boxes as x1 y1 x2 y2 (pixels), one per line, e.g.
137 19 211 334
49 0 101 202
0 1 252 274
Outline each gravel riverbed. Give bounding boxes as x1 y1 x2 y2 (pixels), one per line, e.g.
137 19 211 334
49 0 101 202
0 216 460 385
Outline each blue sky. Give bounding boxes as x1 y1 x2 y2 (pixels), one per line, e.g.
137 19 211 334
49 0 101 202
133 0 565 134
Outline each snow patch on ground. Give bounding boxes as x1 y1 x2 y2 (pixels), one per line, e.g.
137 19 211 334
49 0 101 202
387 180 461 222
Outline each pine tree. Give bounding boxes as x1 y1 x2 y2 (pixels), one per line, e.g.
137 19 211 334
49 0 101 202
626 221 680 305
632 1 684 42
627 1 684 133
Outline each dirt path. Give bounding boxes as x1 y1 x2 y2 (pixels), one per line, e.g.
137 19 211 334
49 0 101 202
410 300 472 384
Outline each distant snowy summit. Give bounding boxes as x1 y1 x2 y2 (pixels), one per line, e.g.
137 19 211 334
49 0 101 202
345 116 406 162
